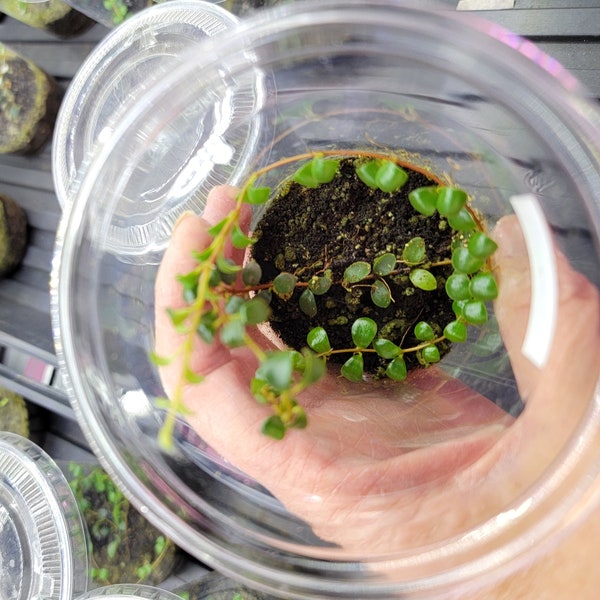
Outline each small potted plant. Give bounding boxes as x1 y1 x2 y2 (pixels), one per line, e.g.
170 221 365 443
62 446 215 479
174 571 270 599
0 43 62 155
0 192 28 277
0 387 29 437
68 463 180 586
59 0 155 28
153 150 499 443
0 0 93 37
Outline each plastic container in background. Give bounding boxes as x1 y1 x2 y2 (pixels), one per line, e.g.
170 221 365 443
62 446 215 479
0 42 62 154
51 1 600 598
174 571 273 599
61 0 156 28
0 432 89 600
0 0 93 37
52 0 256 248
76 583 182 599
61 0 286 28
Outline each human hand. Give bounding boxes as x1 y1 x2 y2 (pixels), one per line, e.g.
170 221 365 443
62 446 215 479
155 186 600 562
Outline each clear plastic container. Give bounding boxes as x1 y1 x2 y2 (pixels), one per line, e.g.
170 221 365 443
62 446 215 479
51 1 600 598
61 0 286 28
52 0 261 259
0 432 89 599
76 583 182 599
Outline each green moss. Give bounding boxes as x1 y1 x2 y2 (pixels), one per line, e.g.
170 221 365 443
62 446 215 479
0 0 71 28
0 193 27 276
0 44 58 154
0 387 29 437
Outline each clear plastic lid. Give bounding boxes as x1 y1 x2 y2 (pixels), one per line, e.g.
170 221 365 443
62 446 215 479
52 0 266 261
0 432 88 600
51 1 600 598
76 583 181 599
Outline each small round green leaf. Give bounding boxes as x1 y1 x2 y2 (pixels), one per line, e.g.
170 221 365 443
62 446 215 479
373 338 400 359
243 184 271 205
256 351 295 391
355 160 379 189
217 257 241 284
290 403 308 429
207 217 227 237
452 299 468 318
167 307 191 331
231 224 255 249
421 344 441 363
351 317 378 348
444 319 468 342
341 354 364 382
414 321 435 341
308 275 332 295
262 415 286 440
437 187 467 216
402 237 426 265
242 260 262 286
451 247 484 274
300 348 327 385
343 261 371 284
463 300 488 325
445 272 471 301
208 266 222 287
197 310 218 343
240 297 271 325
409 268 437 291
373 252 397 276
307 326 331 353
293 162 319 188
251 377 272 404
311 157 339 183
375 161 409 193
447 207 476 232
468 231 498 259
177 271 199 301
469 272 499 301
408 186 438 216
371 278 392 308
225 295 244 314
273 272 297 300
220 319 246 347
299 288 318 317
386 356 407 381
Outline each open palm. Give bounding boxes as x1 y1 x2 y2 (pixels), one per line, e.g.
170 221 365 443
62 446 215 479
155 186 600 555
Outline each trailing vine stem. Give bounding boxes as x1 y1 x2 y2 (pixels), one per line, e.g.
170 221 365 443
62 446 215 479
153 149 499 444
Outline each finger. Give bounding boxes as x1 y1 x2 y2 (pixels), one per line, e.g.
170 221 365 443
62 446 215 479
154 212 231 396
493 216 600 402
203 185 251 266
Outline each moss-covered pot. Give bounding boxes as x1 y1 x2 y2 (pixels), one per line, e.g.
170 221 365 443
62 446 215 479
68 463 180 587
0 0 93 37
61 0 154 28
0 387 29 437
174 571 271 599
0 192 28 277
0 43 62 154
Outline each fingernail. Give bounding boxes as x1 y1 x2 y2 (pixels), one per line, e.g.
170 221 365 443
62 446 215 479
492 216 527 259
173 210 196 233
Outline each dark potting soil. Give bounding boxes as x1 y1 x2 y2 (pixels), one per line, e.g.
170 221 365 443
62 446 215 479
251 158 456 374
